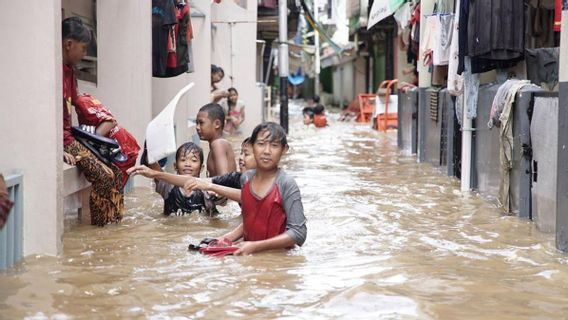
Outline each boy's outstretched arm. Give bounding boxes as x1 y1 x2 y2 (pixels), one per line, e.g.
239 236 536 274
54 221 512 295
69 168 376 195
234 233 297 256
128 165 190 187
184 177 241 202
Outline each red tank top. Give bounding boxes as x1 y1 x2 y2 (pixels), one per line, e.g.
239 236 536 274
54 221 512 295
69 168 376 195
241 180 287 241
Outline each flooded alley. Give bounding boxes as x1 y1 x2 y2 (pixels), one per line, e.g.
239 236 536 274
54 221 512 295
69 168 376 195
2 106 568 319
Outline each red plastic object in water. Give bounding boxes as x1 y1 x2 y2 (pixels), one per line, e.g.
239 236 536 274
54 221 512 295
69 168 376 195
356 94 376 123
199 239 239 257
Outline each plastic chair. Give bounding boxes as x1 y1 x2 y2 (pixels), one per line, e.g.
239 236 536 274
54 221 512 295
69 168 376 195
374 79 398 132
356 94 376 123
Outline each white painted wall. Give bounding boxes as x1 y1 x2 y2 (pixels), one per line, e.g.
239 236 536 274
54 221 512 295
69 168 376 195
0 2 63 255
561 11 568 83
78 1 153 187
211 0 260 136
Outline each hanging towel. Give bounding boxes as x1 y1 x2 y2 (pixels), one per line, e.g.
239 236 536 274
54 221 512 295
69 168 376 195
490 80 534 213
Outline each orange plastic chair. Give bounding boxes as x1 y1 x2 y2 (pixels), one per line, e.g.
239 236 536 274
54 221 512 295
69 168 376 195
356 94 376 123
374 79 398 132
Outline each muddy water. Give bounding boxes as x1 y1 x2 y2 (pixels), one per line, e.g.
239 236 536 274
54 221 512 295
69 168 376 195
2 103 568 319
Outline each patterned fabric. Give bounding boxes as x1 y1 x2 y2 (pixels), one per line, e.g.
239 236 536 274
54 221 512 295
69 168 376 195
65 141 124 226
0 174 14 230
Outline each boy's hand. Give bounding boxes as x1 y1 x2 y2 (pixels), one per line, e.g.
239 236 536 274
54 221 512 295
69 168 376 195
127 165 155 178
234 241 259 256
184 178 211 192
63 152 76 165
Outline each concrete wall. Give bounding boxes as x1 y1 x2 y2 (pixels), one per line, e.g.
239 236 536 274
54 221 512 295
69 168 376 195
556 10 568 251
0 2 63 255
78 1 152 187
211 0 260 136
185 0 213 118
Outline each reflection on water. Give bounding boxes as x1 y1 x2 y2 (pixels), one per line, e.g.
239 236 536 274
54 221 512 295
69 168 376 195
2 102 568 319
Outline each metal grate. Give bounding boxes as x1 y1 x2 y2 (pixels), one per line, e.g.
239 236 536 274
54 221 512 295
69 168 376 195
0 174 23 270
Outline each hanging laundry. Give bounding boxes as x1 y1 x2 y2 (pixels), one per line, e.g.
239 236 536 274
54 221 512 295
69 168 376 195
488 79 535 213
463 57 479 119
434 14 453 66
466 0 525 74
525 47 560 90
152 0 177 77
420 15 438 66
447 0 463 96
164 1 191 77
152 0 193 78
554 0 562 31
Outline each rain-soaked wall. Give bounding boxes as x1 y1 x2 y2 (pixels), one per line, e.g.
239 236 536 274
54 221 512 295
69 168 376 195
0 2 63 255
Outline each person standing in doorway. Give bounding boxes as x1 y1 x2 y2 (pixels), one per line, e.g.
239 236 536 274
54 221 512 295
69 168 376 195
211 64 229 103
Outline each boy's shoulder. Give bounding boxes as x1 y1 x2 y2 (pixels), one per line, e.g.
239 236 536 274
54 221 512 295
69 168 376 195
210 138 234 152
276 170 298 187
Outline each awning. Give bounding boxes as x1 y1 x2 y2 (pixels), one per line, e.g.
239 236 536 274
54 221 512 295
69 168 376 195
367 0 404 30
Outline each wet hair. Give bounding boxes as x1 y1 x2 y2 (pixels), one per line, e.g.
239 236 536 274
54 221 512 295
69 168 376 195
241 137 252 147
62 17 92 43
199 103 225 130
250 122 288 147
175 142 204 166
302 107 314 119
313 95 320 103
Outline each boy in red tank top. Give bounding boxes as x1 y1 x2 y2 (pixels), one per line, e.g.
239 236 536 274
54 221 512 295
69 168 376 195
185 122 307 255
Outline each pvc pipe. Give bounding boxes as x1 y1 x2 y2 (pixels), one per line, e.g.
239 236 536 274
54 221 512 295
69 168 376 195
461 94 472 192
314 0 320 95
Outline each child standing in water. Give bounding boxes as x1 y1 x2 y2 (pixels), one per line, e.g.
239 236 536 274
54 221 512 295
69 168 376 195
128 143 215 216
196 103 237 177
186 122 307 255
222 88 245 135
208 137 255 190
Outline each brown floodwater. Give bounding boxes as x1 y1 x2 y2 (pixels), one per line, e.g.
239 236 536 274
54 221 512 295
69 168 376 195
2 102 568 319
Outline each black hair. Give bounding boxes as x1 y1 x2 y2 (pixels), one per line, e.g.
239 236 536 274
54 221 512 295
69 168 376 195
62 17 92 43
227 87 239 107
250 122 288 147
228 87 238 95
241 137 252 147
216 66 225 78
211 64 224 78
199 103 226 130
302 107 314 119
176 142 204 165
313 95 320 103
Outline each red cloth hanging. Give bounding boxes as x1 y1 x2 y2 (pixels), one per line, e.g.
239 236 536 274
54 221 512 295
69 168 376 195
554 0 562 32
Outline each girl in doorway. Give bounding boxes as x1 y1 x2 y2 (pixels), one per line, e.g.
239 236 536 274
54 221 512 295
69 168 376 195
223 87 245 135
185 122 307 255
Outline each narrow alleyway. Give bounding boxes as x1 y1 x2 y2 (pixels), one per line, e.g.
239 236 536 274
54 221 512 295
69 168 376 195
2 102 568 319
